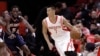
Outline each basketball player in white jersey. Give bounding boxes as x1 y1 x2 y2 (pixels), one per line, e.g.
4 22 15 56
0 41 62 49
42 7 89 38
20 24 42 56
42 6 81 56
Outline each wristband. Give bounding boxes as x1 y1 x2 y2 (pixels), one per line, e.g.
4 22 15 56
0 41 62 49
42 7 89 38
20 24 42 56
0 38 3 42
32 32 36 37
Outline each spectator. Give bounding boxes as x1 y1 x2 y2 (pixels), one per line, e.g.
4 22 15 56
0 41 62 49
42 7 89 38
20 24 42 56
90 23 98 35
60 2 73 20
82 43 95 56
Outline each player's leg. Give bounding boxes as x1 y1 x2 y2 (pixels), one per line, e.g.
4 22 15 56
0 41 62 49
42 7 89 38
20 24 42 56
15 33 31 56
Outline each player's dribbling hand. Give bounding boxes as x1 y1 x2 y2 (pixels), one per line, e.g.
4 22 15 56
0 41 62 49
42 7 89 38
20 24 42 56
8 34 16 39
48 43 54 51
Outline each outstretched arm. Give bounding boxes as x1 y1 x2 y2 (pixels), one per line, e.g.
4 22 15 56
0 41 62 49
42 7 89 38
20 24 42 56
62 16 81 39
19 16 36 36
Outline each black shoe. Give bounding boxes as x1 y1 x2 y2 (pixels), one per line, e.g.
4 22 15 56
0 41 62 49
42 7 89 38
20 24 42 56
65 51 77 56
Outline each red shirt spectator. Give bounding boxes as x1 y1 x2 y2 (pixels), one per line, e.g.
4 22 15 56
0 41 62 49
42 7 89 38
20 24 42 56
19 21 26 36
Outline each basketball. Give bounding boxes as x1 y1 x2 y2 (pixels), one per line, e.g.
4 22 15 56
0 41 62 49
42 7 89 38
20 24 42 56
70 29 81 39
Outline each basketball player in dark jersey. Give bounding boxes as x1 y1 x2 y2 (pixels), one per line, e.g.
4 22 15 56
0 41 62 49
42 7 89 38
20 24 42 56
2 6 35 56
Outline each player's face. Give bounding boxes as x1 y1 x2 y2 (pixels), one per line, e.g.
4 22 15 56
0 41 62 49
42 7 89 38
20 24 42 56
11 8 19 18
91 11 98 18
3 11 11 20
47 7 55 16
4 11 9 15
3 11 9 17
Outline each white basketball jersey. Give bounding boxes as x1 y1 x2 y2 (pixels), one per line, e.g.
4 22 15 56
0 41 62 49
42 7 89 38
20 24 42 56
45 15 71 42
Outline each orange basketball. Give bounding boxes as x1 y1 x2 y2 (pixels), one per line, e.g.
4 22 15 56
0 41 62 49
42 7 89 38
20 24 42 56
70 30 81 39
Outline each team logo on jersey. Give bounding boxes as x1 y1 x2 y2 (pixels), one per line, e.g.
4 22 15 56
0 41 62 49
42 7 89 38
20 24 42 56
48 26 61 33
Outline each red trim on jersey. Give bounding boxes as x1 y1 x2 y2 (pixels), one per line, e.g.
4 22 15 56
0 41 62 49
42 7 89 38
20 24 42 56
66 39 73 51
45 19 52 35
73 39 82 53
60 16 63 26
60 16 70 31
48 15 58 24
45 15 57 27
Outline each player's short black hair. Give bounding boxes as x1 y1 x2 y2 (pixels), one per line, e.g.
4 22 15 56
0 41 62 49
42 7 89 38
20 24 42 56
65 51 77 56
46 5 56 10
11 5 19 11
